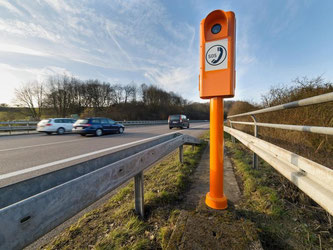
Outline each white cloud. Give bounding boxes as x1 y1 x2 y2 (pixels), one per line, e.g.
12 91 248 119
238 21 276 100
104 21 136 70
145 67 194 88
0 19 60 42
235 14 257 86
143 66 197 101
0 43 50 56
0 0 200 102
0 0 22 15
36 66 73 82
0 70 19 104
0 64 36 104
43 0 79 14
0 63 75 104
269 0 301 35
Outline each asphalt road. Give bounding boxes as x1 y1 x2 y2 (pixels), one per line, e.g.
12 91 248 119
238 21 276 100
0 122 209 187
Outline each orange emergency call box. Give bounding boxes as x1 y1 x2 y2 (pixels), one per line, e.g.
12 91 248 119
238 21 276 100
199 10 236 99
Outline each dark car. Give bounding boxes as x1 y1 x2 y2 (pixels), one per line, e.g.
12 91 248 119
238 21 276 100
72 117 125 136
168 114 190 129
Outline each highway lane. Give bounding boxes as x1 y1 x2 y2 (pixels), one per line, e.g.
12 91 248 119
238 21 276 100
0 122 209 187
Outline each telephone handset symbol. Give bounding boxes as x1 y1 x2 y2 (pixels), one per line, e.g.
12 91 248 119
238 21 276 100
211 46 223 64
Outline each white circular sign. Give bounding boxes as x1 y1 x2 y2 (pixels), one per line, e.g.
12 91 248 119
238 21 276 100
205 45 227 66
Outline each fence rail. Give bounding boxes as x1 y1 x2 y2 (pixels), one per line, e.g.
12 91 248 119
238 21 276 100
225 127 333 215
228 92 333 118
0 133 202 249
227 92 333 216
229 121 333 136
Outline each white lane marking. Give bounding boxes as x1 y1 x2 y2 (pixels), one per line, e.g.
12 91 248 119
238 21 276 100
0 139 84 153
0 125 172 153
0 124 208 180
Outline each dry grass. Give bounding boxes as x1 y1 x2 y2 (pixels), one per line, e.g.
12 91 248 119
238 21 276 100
224 133 333 249
228 76 333 168
41 135 208 250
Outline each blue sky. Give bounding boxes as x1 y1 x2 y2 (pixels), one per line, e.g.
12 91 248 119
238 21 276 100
0 0 333 105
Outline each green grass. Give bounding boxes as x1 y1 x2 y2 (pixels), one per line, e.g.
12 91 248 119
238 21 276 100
42 133 208 250
0 111 28 121
224 133 333 249
41 131 333 249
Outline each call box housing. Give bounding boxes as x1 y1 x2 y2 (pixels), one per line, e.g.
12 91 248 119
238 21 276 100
199 10 236 99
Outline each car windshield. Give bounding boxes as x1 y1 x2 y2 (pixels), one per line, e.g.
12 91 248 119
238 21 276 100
169 115 180 121
75 119 89 124
39 119 51 125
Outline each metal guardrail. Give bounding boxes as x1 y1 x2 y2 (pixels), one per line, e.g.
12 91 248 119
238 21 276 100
0 121 36 135
225 127 333 216
228 92 333 118
0 120 208 134
0 121 167 133
229 121 333 136
226 92 333 216
0 133 202 249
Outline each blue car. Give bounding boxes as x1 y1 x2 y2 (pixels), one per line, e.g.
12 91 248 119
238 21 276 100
72 117 125 136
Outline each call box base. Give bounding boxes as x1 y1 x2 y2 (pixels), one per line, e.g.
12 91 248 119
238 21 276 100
205 192 228 209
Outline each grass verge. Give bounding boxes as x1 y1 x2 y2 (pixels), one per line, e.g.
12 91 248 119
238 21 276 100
224 133 333 249
42 133 208 250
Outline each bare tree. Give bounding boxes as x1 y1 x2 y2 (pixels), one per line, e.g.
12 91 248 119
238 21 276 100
14 81 45 119
113 84 124 104
123 83 137 103
46 75 74 117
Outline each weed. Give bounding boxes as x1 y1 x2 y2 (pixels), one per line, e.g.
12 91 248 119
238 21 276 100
228 76 333 168
43 133 208 249
225 134 333 249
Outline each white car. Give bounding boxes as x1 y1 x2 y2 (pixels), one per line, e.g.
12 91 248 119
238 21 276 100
37 118 76 135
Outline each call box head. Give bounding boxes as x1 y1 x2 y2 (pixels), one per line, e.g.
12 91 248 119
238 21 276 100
199 10 236 99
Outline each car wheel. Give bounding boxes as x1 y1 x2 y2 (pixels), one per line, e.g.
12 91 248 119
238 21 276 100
187 124 190 129
169 127 172 129
118 127 124 134
95 129 103 136
57 127 65 135
80 134 86 137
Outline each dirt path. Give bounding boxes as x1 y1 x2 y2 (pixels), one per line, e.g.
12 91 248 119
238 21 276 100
166 143 263 249
182 143 241 209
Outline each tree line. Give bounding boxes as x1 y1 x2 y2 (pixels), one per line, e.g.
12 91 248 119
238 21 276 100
13 75 209 121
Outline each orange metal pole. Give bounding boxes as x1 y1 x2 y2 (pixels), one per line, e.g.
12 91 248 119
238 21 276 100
206 97 228 209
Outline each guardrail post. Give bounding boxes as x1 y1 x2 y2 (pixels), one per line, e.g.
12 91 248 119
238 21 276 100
229 120 235 143
179 145 184 163
134 171 144 218
8 121 11 135
251 115 259 169
27 122 29 134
